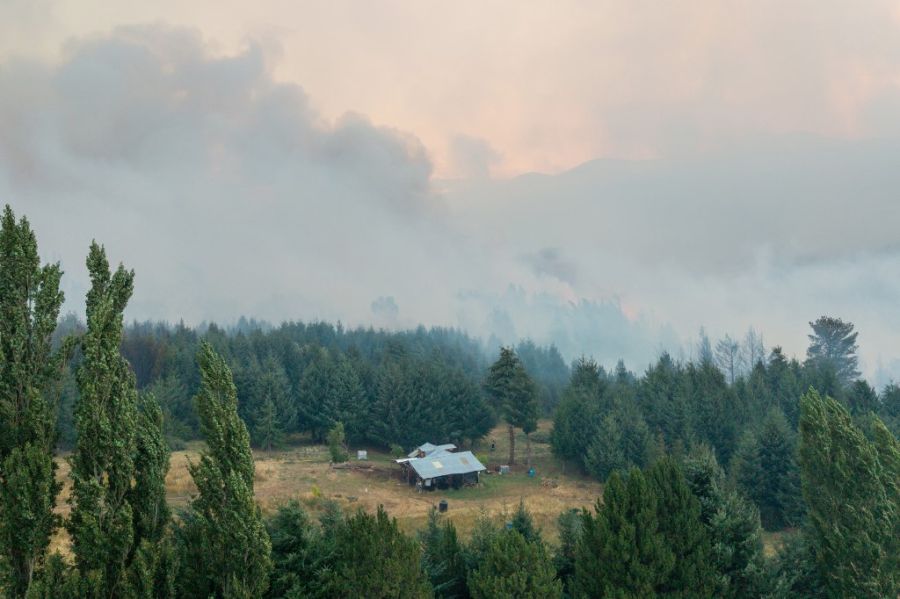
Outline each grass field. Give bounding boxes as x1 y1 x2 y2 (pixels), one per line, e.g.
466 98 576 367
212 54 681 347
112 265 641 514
48 419 794 561
50 420 604 554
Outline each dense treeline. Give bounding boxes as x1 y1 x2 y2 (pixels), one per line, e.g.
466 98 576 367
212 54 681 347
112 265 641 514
552 325 899 531
50 315 568 453
1 204 899 598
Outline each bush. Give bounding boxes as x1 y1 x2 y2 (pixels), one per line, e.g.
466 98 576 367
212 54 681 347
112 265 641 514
327 422 349 463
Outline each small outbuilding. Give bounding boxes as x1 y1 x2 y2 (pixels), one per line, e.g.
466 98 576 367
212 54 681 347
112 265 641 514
396 442 486 490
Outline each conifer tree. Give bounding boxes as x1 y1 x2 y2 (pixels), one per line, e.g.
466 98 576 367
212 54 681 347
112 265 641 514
464 510 501 574
484 347 538 466
368 359 422 449
620 406 658 470
687 360 739 464
583 399 656 482
732 409 802 530
584 414 626 481
320 507 431 598
419 508 468 599
798 388 899 597
0 207 66 598
509 499 542 545
553 508 582 596
682 446 766 599
646 458 715 598
296 348 337 442
551 358 605 467
846 379 878 415
248 357 295 451
331 354 368 443
707 492 767 598
638 354 691 452
754 408 802 529
805 316 860 387
468 530 561 599
439 366 495 447
729 429 761 494
67 242 168 597
573 469 673 598
266 501 319 599
254 397 283 452
145 374 193 443
176 342 271 598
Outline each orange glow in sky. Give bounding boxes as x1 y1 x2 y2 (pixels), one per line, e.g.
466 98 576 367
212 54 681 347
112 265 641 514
3 0 899 178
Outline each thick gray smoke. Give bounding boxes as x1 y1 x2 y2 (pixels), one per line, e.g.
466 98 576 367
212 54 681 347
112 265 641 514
2 25 457 323
444 142 900 378
2 25 899 380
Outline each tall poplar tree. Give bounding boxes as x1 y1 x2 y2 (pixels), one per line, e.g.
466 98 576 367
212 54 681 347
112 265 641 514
176 342 271 598
66 242 169 597
128 393 174 597
0 207 66 598
798 388 899 597
484 347 538 466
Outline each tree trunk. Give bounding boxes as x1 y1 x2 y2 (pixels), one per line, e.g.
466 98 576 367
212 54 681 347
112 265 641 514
508 424 516 466
526 432 532 468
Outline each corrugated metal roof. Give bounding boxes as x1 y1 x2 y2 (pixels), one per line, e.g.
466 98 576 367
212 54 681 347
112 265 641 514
407 443 436 458
407 442 457 458
407 450 486 479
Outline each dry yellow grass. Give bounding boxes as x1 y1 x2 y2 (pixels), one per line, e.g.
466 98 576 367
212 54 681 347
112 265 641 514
49 421 603 552
49 458 73 556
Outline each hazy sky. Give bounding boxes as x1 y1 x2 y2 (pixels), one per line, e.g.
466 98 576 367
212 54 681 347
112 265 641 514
2 1 900 379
